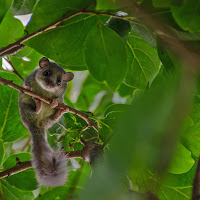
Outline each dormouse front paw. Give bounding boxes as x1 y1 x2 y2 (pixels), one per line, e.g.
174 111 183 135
50 98 58 108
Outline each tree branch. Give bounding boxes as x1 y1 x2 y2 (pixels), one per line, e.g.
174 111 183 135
0 1 142 58
0 76 98 131
3 58 24 81
192 157 200 200
0 142 102 179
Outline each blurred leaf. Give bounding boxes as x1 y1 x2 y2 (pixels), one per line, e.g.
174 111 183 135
84 20 128 90
26 15 99 71
0 0 13 22
155 184 192 200
104 104 129 117
190 95 200 123
80 77 182 200
171 0 200 32
99 111 123 143
11 0 36 15
168 143 194 174
181 122 200 157
0 139 4 165
131 23 157 48
0 72 27 142
125 31 161 89
152 0 172 7
164 162 196 187
0 180 34 200
0 11 24 48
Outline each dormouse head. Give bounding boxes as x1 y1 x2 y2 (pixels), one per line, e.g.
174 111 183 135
35 57 74 96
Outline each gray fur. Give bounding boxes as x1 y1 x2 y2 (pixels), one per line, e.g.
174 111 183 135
18 58 71 187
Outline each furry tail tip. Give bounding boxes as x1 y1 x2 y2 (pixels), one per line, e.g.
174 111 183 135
33 152 68 187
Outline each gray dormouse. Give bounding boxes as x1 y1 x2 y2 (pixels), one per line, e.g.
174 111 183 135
18 57 74 187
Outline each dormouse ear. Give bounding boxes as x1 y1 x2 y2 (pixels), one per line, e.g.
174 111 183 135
39 57 50 68
63 72 74 82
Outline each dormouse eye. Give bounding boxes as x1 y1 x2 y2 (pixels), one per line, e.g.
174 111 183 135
57 76 62 85
43 70 51 76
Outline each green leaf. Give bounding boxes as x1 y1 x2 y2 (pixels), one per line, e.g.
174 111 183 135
156 185 192 200
26 15 99 71
117 82 134 97
26 0 94 33
131 23 157 48
104 103 129 117
0 180 34 200
84 21 128 90
96 0 122 10
11 0 37 15
164 163 196 187
190 96 200 124
125 32 161 89
0 0 13 22
168 143 194 174
0 11 24 48
152 0 172 8
181 122 200 157
0 72 28 142
0 139 4 165
35 186 69 200
171 0 200 32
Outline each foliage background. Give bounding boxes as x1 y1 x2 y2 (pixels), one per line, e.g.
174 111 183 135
0 0 200 199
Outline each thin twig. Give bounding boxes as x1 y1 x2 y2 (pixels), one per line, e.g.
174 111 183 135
3 58 24 80
192 157 200 200
0 77 98 131
0 161 32 179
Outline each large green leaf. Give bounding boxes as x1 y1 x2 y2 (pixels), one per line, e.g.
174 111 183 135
168 143 194 174
3 153 38 191
0 72 27 142
11 0 37 15
0 180 34 200
171 0 200 32
84 20 128 90
26 15 99 71
0 11 24 48
125 32 161 89
0 0 13 22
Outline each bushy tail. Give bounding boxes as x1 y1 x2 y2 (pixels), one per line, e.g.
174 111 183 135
29 126 67 187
